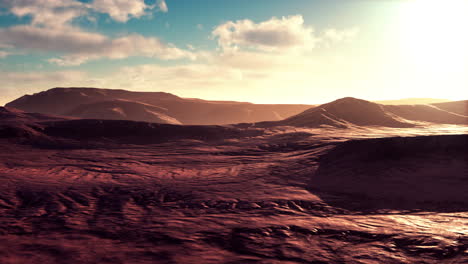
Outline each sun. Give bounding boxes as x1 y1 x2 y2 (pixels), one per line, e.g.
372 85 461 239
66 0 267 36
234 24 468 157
397 0 468 99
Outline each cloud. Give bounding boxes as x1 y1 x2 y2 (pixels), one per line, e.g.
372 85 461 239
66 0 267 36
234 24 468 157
212 15 318 52
120 64 243 83
0 0 168 25
0 50 10 58
0 0 87 26
322 28 360 44
1 70 87 83
0 11 364 105
94 57 337 104
91 0 155 22
48 34 196 66
91 16 361 100
212 15 359 53
157 0 168 13
0 25 107 53
0 0 184 65
0 25 195 65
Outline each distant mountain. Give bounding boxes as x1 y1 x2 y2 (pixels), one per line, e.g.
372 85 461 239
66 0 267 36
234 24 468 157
383 104 467 124
375 98 451 105
6 88 467 128
431 100 467 116
268 97 415 128
257 97 467 128
5 87 312 125
66 99 181 125
5 87 180 115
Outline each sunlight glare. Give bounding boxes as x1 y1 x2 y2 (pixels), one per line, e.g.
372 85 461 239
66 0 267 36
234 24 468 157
398 0 468 98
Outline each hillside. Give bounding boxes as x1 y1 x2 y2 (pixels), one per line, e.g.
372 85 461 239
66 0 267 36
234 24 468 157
5 87 312 125
0 107 263 145
269 97 415 128
383 104 467 124
259 97 467 128
0 107 68 139
311 135 468 211
375 98 451 105
1 104 467 263
66 99 181 125
431 100 468 116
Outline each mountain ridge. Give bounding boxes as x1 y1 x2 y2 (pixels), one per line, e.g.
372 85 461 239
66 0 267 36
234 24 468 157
5 88 468 128
256 97 467 128
6 87 313 125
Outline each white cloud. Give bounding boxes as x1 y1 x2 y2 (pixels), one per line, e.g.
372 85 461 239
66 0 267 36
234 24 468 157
0 25 107 53
0 0 87 26
49 34 196 66
157 0 168 13
212 15 359 54
92 57 332 104
0 0 186 65
0 0 168 25
120 64 243 83
212 15 318 52
0 50 10 58
0 25 195 65
91 0 154 22
1 70 87 83
323 27 360 44
0 11 365 105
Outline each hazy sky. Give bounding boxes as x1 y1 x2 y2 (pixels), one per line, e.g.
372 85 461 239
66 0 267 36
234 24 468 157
0 0 467 105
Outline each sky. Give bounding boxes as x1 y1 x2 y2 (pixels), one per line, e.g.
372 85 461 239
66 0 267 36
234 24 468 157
0 0 467 105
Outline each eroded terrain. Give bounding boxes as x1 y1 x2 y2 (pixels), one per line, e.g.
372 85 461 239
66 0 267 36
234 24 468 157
0 125 467 263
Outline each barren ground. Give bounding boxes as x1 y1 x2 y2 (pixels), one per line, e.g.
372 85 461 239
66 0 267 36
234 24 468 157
0 125 467 264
